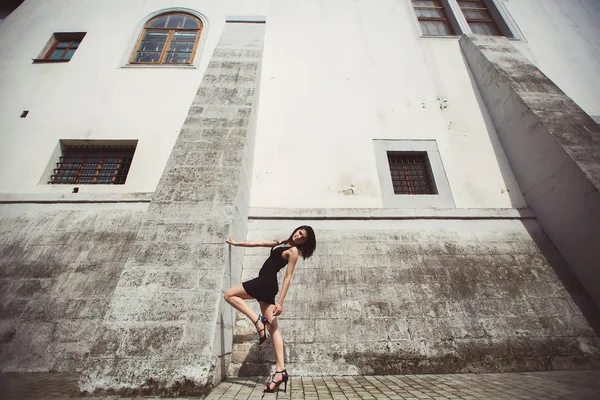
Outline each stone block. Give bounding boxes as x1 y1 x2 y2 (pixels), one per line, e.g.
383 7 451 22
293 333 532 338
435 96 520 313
0 297 29 319
0 319 18 345
7 321 54 358
211 49 262 61
105 289 221 323
48 269 121 299
203 220 232 244
186 149 223 166
21 297 108 321
143 270 199 290
120 325 184 357
89 325 127 357
195 87 256 107
129 241 227 268
116 268 146 288
135 220 204 244
79 357 214 396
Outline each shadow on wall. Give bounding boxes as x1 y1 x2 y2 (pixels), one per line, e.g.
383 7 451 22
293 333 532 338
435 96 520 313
237 341 274 378
460 51 525 208
522 219 600 337
0 0 24 19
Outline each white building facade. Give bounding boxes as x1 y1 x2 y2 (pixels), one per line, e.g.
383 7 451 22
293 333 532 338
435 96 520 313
1 0 599 396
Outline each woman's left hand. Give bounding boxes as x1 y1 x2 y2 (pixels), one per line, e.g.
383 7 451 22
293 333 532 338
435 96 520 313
273 302 283 316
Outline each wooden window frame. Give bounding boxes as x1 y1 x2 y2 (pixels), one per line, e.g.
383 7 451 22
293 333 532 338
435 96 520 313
33 32 86 63
456 0 513 37
456 0 504 36
411 0 458 36
130 13 203 65
410 0 517 39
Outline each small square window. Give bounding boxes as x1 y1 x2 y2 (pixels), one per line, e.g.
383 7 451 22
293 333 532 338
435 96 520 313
374 139 455 208
34 32 85 63
387 152 438 195
49 143 135 185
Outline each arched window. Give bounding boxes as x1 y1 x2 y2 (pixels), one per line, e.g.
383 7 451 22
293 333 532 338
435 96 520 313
131 13 203 65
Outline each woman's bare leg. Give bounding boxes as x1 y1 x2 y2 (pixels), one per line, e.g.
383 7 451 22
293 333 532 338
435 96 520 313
223 284 263 337
261 302 285 390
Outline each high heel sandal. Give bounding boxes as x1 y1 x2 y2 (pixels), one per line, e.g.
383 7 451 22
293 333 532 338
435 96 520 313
254 315 271 345
263 369 288 393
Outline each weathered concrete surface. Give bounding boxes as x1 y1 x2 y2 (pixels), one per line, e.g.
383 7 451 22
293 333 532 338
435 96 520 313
231 217 600 376
459 34 600 308
0 203 146 372
78 22 265 396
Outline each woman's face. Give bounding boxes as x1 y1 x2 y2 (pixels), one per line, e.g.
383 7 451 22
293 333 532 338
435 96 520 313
292 228 308 245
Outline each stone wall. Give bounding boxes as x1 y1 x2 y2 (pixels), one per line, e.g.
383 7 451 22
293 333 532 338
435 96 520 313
230 213 600 376
0 203 146 372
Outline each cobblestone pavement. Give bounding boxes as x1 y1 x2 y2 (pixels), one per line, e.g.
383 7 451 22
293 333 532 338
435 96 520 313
1 371 600 400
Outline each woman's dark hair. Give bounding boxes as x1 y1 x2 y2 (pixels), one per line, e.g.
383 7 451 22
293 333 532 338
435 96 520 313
285 225 316 260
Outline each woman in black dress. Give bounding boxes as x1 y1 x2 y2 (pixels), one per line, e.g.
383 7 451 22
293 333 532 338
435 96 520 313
224 225 316 393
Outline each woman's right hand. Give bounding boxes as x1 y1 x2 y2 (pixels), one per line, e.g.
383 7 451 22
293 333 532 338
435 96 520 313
226 236 237 246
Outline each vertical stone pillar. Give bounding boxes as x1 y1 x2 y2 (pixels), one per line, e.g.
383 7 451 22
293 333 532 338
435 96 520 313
79 21 265 396
460 34 600 307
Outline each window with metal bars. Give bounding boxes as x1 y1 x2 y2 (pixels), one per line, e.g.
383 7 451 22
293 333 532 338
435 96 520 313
49 145 135 185
34 32 86 62
457 0 502 36
131 13 203 65
387 152 438 195
411 0 456 36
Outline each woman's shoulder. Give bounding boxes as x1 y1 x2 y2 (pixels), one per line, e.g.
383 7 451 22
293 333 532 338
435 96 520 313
285 246 299 256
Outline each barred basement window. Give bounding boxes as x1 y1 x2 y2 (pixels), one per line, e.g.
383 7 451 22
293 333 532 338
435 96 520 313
34 32 86 63
411 0 456 36
49 145 135 184
457 0 502 36
387 152 438 195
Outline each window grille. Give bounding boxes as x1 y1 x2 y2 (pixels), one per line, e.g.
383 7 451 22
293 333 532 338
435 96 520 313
387 152 438 195
457 0 502 36
131 13 203 65
50 145 135 185
411 0 456 36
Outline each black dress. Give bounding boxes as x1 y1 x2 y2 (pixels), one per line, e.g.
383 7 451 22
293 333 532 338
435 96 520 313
242 245 290 304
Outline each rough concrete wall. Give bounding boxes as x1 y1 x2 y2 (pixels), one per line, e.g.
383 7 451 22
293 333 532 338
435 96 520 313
0 204 146 372
79 22 265 397
459 35 600 308
231 217 600 376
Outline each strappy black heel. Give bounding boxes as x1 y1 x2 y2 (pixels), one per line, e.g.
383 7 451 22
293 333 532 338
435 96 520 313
254 315 272 345
263 369 288 393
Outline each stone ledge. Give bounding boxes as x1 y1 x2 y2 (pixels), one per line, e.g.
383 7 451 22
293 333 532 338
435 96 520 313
249 207 535 220
0 192 153 204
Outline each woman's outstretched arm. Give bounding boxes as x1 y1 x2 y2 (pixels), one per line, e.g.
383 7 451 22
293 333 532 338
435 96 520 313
226 236 283 247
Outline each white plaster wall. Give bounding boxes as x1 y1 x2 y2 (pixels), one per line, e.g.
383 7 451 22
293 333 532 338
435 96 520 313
506 0 600 118
249 0 600 209
0 0 597 209
0 0 267 194
251 0 526 209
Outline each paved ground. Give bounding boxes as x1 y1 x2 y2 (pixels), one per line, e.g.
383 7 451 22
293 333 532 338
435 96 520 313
1 371 600 399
